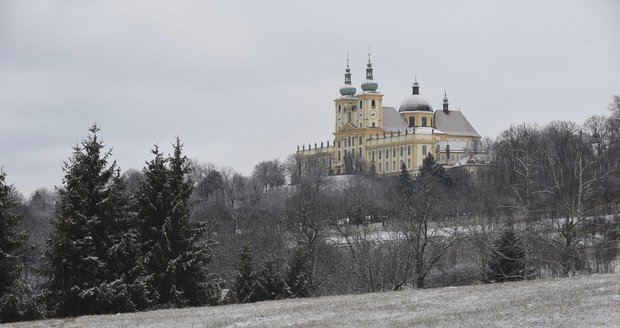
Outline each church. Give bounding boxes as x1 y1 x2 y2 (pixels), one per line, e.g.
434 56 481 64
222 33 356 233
296 55 481 176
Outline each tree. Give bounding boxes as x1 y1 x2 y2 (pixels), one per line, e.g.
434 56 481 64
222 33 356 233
253 159 286 189
46 124 140 316
485 228 527 282
137 138 215 307
286 248 311 298
0 171 28 323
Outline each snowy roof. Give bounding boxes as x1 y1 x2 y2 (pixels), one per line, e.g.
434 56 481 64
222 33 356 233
434 110 480 138
453 154 494 167
399 94 433 112
382 107 407 131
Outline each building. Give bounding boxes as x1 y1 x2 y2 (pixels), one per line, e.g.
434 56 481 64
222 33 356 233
296 55 481 175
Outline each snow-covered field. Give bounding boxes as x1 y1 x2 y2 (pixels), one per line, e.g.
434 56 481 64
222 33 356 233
6 273 620 328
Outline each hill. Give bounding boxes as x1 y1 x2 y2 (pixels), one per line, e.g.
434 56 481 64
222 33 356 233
5 273 619 328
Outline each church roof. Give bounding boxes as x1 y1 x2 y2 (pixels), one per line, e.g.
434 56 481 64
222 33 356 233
382 106 407 132
434 110 480 138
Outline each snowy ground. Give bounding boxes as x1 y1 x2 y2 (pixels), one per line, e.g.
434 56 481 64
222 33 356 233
5 273 620 328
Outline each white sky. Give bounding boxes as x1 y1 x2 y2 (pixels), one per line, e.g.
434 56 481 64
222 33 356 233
1 0 619 195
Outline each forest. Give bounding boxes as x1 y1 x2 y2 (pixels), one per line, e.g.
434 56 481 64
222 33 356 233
0 95 619 323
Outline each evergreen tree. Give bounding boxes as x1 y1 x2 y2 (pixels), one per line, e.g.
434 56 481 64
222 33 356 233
485 229 527 282
257 258 292 301
0 171 28 323
286 248 311 298
137 138 214 307
233 245 260 303
418 153 446 179
46 125 140 316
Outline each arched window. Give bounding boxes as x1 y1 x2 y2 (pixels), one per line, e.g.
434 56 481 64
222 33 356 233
371 100 376 108
359 100 363 109
421 117 427 127
348 137 351 147
359 136 363 145
338 104 341 113
409 117 415 128
348 112 352 123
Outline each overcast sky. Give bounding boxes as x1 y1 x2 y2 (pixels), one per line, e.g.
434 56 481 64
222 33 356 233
1 0 619 195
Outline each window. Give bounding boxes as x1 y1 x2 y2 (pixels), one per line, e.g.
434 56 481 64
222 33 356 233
379 150 382 159
372 122 376 127
352 137 355 146
338 140 341 148
393 161 396 171
400 147 403 156
371 100 376 108
360 100 363 109
422 145 427 155
392 147 396 157
385 148 389 158
359 123 362 127
338 151 341 161
359 136 363 145
385 162 389 172
408 145 411 155
348 112 352 123
422 117 427 127
379 163 382 173
338 104 341 113
372 151 375 162
348 137 351 147
409 117 415 128
429 118 432 127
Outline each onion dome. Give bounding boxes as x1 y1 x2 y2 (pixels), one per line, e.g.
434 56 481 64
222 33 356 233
339 56 357 97
360 52 378 92
398 77 433 112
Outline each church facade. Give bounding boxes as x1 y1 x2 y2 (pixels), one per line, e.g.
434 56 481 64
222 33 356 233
297 56 481 176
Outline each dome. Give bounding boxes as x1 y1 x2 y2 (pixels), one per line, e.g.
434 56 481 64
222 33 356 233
339 84 356 97
399 94 433 112
361 79 378 92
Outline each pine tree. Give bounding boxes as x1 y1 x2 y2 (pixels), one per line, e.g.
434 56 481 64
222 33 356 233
46 125 140 316
0 171 28 323
485 229 527 282
137 138 214 307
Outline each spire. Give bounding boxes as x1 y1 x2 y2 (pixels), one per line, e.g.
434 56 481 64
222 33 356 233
412 75 420 95
339 53 356 96
344 52 352 85
443 91 449 113
366 48 373 80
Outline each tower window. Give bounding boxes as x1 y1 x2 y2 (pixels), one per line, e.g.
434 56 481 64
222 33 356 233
422 117 427 127
348 112 352 123
409 117 415 128
360 100 363 109
371 100 376 108
338 104 341 113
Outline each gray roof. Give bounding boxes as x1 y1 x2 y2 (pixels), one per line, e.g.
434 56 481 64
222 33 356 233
382 107 407 132
434 110 480 138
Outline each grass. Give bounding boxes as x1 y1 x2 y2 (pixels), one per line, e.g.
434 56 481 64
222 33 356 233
5 273 619 328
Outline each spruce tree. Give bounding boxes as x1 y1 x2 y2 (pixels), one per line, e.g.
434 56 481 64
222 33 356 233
0 171 27 323
485 229 527 282
46 125 140 316
137 138 214 307
257 258 291 301
233 245 259 303
286 248 311 298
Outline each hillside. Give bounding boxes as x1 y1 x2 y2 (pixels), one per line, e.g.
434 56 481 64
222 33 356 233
6 273 619 328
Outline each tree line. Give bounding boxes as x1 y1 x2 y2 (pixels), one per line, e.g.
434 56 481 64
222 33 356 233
1 95 619 323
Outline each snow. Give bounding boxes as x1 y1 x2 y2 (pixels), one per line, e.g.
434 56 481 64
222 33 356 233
7 273 620 327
